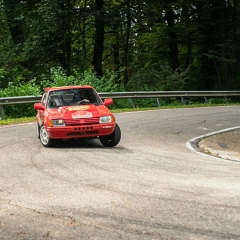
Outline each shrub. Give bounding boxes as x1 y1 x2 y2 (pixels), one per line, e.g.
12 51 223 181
42 67 123 93
0 80 41 118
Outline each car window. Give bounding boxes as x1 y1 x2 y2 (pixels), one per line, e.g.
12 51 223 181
47 88 103 109
41 92 48 105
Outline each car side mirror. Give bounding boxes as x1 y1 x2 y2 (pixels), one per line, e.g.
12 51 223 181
34 102 45 111
103 98 113 106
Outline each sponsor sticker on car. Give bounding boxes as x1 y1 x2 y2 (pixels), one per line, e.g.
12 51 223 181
72 111 92 119
67 106 90 111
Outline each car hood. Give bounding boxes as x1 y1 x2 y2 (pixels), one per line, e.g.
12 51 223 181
47 105 112 119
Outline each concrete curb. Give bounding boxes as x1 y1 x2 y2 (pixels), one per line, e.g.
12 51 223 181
186 126 240 161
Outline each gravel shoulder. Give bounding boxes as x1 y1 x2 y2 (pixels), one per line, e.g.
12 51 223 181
198 129 240 161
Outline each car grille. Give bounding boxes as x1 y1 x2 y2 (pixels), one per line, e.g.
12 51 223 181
65 117 99 126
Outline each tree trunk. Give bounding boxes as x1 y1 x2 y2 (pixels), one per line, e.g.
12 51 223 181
93 0 104 77
65 0 71 75
81 0 87 72
164 7 179 72
123 0 131 87
3 0 24 44
113 22 121 82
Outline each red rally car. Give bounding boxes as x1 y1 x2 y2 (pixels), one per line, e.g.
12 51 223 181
34 85 121 147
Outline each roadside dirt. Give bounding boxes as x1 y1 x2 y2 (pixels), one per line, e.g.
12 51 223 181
198 129 240 161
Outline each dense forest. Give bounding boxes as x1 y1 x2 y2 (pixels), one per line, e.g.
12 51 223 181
1 0 240 92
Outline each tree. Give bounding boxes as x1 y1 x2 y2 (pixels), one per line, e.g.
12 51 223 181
1 0 240 91
93 0 104 77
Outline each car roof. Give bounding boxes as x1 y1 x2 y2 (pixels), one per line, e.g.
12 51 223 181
45 85 93 92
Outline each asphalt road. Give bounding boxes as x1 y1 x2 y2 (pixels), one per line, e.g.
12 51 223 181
0 106 240 239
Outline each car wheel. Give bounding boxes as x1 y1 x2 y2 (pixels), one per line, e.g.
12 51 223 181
99 123 121 147
39 125 56 147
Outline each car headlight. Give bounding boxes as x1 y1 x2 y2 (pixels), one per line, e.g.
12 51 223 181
49 119 66 127
99 116 113 123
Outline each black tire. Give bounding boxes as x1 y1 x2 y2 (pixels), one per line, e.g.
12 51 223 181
39 125 56 147
99 123 121 147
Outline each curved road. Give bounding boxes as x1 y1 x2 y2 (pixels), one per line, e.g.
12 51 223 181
0 106 240 239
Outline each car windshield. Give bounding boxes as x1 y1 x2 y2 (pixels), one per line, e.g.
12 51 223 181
47 88 102 108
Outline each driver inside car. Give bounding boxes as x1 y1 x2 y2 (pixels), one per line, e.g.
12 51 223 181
72 90 90 105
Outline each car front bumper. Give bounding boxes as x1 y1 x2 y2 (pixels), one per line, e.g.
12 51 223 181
45 123 115 139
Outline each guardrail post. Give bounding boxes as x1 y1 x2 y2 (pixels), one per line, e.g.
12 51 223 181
224 96 229 103
0 105 5 120
156 98 161 107
181 97 186 104
130 98 135 108
204 97 208 104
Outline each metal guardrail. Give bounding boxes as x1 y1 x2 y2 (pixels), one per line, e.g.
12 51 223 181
0 91 240 119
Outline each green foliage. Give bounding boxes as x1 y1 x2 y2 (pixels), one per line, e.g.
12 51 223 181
0 68 10 89
42 67 124 92
127 63 188 91
41 67 77 88
0 80 41 97
109 99 132 109
207 97 232 104
0 80 41 118
1 0 240 93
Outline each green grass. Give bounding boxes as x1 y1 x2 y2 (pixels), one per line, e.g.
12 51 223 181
0 116 36 125
0 102 239 125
